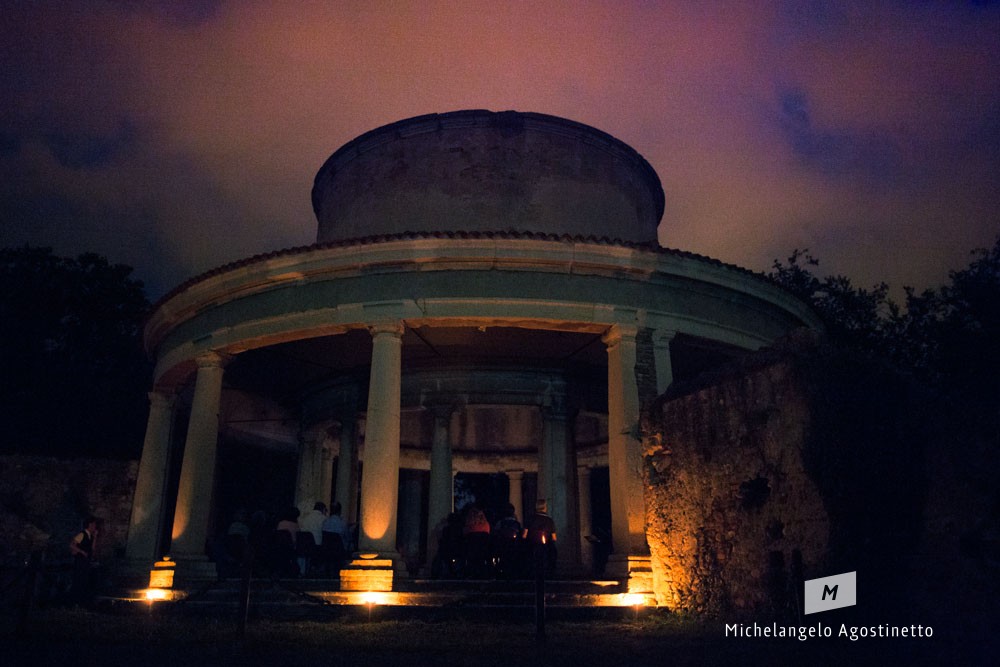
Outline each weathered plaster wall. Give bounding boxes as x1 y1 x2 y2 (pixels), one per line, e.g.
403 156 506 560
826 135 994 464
0 456 137 566
643 332 928 615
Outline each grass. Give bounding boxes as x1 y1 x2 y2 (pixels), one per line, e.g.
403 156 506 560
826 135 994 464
1 605 985 666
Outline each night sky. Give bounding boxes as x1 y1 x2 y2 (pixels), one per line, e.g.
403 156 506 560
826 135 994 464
2 1 998 299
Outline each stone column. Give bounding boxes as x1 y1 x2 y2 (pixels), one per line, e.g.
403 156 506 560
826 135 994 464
335 415 359 524
542 405 578 573
427 405 454 566
319 436 334 510
507 469 524 524
126 390 175 562
603 325 650 584
295 428 326 513
398 471 424 571
577 464 594 575
171 352 229 560
653 329 677 395
358 322 404 558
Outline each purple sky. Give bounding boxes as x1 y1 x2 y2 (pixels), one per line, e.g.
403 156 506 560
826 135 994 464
2 1 998 299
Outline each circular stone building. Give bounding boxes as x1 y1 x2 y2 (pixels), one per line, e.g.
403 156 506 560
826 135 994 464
125 110 821 592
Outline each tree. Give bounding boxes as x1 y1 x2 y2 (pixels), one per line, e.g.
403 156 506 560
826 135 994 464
768 249 899 359
0 247 151 458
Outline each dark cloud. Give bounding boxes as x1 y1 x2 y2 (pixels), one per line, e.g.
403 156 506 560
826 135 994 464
779 89 904 185
43 119 136 170
0 131 20 156
0 2 997 301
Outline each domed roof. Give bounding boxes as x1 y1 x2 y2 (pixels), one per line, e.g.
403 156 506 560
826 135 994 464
312 110 665 244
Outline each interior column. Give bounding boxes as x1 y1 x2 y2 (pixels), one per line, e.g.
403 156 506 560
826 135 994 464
542 405 578 574
427 404 454 567
576 463 594 575
335 413 359 525
295 428 326 513
507 469 524 524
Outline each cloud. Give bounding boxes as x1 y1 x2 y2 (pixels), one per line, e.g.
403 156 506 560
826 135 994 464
1 1 998 300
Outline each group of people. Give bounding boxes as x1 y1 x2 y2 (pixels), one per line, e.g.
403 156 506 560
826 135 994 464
432 499 558 579
214 501 356 579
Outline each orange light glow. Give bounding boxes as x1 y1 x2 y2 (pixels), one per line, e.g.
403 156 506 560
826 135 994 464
144 588 171 601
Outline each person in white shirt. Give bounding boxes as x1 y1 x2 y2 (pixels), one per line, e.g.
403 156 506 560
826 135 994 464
299 501 327 545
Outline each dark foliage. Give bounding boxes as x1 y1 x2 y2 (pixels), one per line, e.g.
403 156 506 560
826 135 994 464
772 237 1000 572
0 246 151 457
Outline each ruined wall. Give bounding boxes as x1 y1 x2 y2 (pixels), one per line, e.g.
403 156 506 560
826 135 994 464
644 357 829 614
643 332 927 615
0 455 138 566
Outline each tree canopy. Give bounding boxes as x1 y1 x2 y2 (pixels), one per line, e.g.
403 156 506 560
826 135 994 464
769 236 1000 449
0 246 151 458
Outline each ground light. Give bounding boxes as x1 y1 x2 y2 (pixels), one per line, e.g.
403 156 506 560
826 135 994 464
620 593 645 622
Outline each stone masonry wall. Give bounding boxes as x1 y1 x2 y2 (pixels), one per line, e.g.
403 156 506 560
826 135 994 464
643 331 929 616
0 455 138 567
644 357 829 614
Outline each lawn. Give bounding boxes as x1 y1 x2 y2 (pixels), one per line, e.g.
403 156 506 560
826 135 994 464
1 605 985 666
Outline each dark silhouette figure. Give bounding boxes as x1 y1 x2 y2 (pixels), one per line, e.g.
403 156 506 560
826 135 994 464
68 516 99 606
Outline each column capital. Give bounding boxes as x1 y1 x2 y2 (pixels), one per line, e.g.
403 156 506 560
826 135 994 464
541 404 577 421
147 390 176 408
195 350 233 369
506 469 524 480
576 463 592 474
652 328 678 347
427 403 459 421
298 427 327 447
601 324 639 348
368 320 405 338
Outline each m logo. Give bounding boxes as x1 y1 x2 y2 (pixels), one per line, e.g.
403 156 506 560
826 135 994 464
804 571 856 615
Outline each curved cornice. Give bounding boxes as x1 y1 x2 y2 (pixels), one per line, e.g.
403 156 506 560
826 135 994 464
144 234 823 383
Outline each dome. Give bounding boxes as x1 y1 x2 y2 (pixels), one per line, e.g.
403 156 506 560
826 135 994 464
311 110 665 244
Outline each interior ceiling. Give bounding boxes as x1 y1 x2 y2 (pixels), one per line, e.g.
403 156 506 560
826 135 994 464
224 326 608 402
222 326 746 406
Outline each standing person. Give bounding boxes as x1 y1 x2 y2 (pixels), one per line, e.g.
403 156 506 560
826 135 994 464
524 499 557 577
462 504 492 578
68 516 99 606
492 503 522 579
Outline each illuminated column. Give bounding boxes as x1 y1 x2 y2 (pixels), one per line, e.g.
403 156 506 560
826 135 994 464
653 329 676 395
577 464 594 574
427 404 454 565
507 469 524 523
171 352 229 559
295 428 326 513
126 390 175 561
358 322 403 557
335 414 359 524
603 325 648 573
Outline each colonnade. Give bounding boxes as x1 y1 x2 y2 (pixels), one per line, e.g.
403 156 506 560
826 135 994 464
125 322 675 587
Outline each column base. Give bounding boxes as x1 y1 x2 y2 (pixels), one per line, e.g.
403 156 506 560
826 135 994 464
339 551 402 591
170 555 219 583
607 554 654 594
